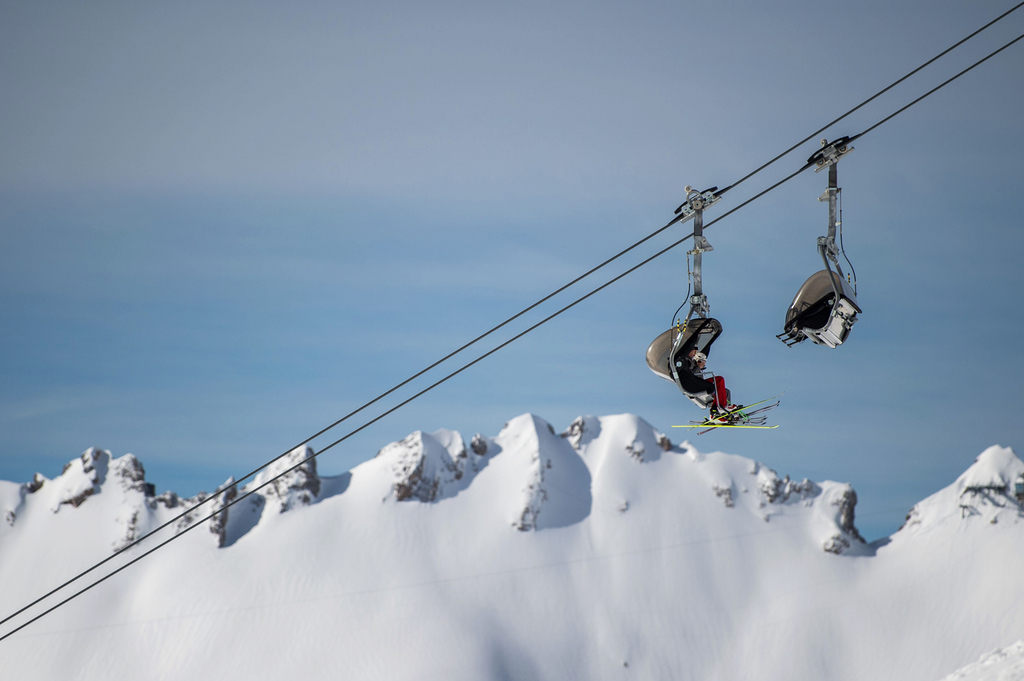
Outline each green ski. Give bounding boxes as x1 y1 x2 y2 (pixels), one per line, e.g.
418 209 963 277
672 423 780 430
672 392 784 432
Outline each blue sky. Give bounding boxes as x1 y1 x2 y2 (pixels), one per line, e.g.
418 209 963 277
1 0 1022 540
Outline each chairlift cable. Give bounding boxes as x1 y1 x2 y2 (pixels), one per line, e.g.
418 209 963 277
717 0 1024 197
849 30 1024 143
4 17 1023 643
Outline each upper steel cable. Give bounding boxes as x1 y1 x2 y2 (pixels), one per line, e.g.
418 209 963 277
851 31 1024 142
717 0 1024 196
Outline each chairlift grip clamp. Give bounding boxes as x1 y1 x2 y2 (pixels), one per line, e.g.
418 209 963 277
674 186 722 220
808 137 854 172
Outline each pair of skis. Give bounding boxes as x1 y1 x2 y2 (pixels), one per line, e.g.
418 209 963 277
671 393 783 435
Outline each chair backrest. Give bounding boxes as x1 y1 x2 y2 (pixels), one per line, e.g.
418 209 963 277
646 318 723 382
783 270 861 331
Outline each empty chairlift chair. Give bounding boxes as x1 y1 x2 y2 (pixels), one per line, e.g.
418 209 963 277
779 270 861 348
778 137 861 349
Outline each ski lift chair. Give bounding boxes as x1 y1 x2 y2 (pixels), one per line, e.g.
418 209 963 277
778 137 861 349
779 270 861 348
647 185 725 408
646 317 723 408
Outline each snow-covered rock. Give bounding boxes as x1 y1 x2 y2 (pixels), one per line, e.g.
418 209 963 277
375 430 470 502
50 447 109 511
249 444 320 512
898 445 1024 535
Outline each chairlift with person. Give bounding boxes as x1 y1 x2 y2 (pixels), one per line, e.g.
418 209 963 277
644 186 730 410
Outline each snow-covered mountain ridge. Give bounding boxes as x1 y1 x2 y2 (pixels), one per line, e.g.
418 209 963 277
1 412 1022 681
0 413 865 555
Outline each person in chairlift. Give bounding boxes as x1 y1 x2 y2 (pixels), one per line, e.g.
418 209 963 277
680 348 741 416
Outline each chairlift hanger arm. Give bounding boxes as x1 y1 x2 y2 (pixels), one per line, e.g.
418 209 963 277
666 185 723 392
816 139 850 310
810 137 853 266
676 186 722 321
816 165 841 264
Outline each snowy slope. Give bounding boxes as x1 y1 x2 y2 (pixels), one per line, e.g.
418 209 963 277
0 415 1021 680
